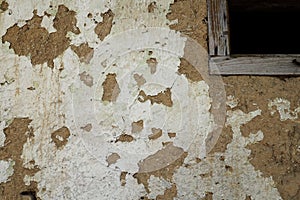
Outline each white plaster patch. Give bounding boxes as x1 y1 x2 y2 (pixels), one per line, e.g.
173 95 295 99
55 135 64 142
1 1 183 199
111 0 175 34
30 141 147 199
247 130 264 144
0 0 226 199
71 28 218 173
40 15 56 33
226 109 261 132
0 121 6 147
24 174 35 186
226 95 239 109
268 98 300 121
0 159 15 183
174 109 282 200
148 176 172 199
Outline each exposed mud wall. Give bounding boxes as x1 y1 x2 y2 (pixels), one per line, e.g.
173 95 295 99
0 0 299 200
223 76 300 200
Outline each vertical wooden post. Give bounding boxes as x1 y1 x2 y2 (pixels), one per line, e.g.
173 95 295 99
207 0 230 56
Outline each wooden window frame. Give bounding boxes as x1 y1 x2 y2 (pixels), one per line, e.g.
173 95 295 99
207 0 300 75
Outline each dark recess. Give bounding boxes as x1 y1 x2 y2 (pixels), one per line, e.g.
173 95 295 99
228 0 300 54
20 191 37 200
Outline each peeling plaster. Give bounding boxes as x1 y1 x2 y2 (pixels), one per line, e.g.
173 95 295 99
148 176 172 199
71 43 94 64
51 126 71 149
269 98 300 121
94 9 114 41
226 95 239 109
0 0 292 199
110 0 175 33
2 5 80 68
174 108 282 200
0 160 14 184
0 122 6 147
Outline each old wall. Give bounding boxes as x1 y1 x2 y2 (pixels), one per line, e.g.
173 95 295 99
0 0 299 199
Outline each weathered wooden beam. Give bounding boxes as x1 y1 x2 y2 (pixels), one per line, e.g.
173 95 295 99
209 55 300 75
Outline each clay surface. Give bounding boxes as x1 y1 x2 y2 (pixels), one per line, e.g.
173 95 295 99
138 88 173 107
1 0 299 199
0 1 8 11
0 118 39 200
2 5 80 68
224 76 300 200
51 126 70 148
94 9 114 41
101 73 121 102
71 43 94 64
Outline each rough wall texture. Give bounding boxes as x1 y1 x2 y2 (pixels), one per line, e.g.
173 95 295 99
0 0 299 200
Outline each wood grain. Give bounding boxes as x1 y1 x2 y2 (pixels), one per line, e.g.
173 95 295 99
207 0 230 56
209 55 300 75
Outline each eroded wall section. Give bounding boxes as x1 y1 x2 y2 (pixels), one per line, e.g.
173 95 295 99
0 0 299 200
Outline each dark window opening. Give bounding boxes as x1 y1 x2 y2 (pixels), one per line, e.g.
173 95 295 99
228 0 300 54
20 191 37 200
